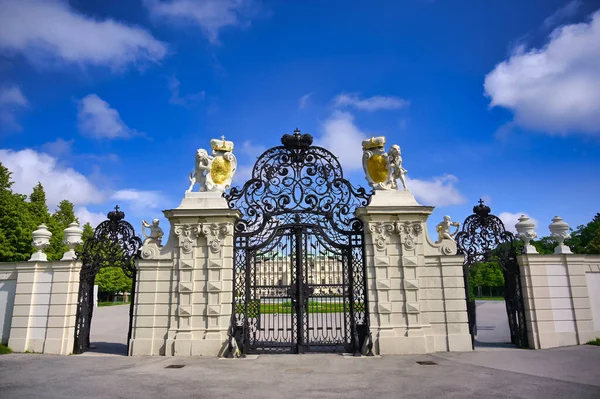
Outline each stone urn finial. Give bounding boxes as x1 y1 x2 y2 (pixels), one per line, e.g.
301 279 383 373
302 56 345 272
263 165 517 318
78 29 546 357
515 215 538 254
30 223 52 262
549 216 572 254
61 221 83 260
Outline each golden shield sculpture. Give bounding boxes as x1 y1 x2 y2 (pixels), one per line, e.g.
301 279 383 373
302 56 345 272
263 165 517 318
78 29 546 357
210 156 232 185
367 154 388 184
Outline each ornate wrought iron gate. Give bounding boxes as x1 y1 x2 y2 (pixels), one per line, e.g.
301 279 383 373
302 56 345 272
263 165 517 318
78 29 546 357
456 200 528 348
73 206 141 355
224 130 373 355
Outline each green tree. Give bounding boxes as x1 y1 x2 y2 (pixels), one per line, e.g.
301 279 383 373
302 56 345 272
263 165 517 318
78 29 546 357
28 182 50 227
0 163 34 262
95 267 131 301
76 222 95 254
0 163 12 191
530 236 555 255
46 200 78 261
566 213 600 255
468 261 504 298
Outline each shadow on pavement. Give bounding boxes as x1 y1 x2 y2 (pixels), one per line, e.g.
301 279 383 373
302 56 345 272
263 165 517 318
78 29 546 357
87 342 128 355
474 339 517 349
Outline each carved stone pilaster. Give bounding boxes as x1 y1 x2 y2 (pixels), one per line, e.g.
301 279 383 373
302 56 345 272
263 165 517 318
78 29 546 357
396 221 423 251
174 224 201 254
172 223 202 354
198 221 234 342
368 222 396 251
201 223 233 254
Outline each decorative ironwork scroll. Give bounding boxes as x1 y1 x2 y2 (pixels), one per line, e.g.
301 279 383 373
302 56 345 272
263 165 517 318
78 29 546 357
224 129 373 356
73 206 142 355
456 200 528 349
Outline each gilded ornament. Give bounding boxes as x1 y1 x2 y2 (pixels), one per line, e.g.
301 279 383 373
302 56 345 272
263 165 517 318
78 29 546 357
187 135 237 193
210 156 232 185
361 136 409 191
367 154 389 183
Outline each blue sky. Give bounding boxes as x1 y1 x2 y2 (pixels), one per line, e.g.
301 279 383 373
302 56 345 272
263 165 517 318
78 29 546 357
1 0 599 238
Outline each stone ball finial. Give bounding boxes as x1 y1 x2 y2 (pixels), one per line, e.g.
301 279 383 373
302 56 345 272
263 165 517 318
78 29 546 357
61 221 84 260
549 216 572 254
515 215 538 254
30 223 52 262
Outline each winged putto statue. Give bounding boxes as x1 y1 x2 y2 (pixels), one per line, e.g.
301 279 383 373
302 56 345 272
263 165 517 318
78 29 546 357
361 136 408 191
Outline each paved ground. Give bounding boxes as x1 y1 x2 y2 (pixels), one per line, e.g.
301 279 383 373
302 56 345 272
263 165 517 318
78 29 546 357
88 300 514 354
1 346 599 398
2 301 599 398
87 304 130 354
475 300 513 348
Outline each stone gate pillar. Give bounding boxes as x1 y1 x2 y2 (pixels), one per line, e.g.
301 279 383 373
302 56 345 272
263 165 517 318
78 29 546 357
130 192 239 356
356 191 472 355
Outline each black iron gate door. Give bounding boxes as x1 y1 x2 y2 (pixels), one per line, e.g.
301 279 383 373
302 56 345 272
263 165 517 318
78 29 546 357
456 200 528 349
225 130 372 356
74 206 141 355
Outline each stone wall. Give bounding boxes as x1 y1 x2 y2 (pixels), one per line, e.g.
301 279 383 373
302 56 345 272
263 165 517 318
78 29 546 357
0 261 81 354
519 254 600 349
0 264 17 345
129 192 238 356
357 190 472 355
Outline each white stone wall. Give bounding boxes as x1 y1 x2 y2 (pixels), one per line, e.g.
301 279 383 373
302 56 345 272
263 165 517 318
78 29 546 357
129 259 174 355
0 265 17 345
357 191 472 355
129 192 238 356
519 254 600 349
584 259 600 335
0 261 81 354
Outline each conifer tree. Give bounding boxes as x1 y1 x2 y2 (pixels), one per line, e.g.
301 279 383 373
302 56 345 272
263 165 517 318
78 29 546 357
0 163 34 262
46 200 79 261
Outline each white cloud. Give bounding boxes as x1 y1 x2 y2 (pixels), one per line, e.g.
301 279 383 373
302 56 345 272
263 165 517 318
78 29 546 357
145 0 264 45
407 175 467 207
318 110 365 172
41 138 74 157
498 212 539 233
1 147 168 229
0 84 28 131
75 206 107 228
317 109 467 206
484 10 600 135
240 140 266 159
333 92 409 112
77 94 140 139
168 75 205 107
543 1 581 30
232 164 253 186
0 0 167 70
111 189 168 214
299 92 314 109
0 148 106 209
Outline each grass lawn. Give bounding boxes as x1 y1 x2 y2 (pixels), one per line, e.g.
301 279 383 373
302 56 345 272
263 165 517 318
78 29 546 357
0 344 12 355
98 301 130 307
235 301 365 315
474 296 504 301
587 338 600 346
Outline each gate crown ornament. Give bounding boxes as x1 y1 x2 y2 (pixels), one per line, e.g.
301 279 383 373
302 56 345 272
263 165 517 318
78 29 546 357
281 128 313 150
361 136 408 191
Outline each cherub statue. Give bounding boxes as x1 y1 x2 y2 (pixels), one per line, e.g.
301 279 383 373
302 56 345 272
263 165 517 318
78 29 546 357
187 148 214 192
388 144 408 191
435 216 460 243
142 219 164 246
